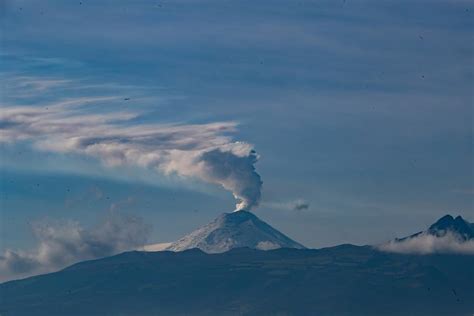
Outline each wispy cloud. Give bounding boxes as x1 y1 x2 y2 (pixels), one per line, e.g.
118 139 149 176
0 75 263 210
0 211 151 282
264 198 310 212
3 75 72 96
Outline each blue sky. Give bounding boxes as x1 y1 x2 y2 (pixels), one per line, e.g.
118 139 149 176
0 0 473 264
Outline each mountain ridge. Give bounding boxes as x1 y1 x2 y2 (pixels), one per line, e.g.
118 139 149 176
1 245 473 316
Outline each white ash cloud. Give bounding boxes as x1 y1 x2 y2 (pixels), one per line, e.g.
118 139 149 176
378 232 474 255
0 76 262 210
0 211 151 282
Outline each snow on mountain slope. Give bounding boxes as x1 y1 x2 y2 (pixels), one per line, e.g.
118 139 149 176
166 210 305 253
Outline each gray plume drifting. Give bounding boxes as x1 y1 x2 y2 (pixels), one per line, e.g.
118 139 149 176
0 211 151 282
292 200 310 211
264 199 310 212
199 149 262 211
0 76 263 211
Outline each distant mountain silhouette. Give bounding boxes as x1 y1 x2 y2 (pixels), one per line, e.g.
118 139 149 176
166 210 305 253
428 215 474 240
397 214 474 242
1 246 473 316
2 214 474 315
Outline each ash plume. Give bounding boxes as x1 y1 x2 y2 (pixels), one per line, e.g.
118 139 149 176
199 148 262 211
0 76 263 210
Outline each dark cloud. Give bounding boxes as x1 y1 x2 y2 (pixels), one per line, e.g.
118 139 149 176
264 199 310 212
293 200 310 211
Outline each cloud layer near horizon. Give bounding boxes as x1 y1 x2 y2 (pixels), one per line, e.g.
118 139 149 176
378 232 474 255
0 76 262 210
0 211 151 282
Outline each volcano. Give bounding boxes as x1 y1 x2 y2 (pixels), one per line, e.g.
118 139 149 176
2 214 473 316
166 210 305 253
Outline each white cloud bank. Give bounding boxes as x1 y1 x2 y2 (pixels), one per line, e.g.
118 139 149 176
0 76 262 210
0 211 151 282
378 232 474 255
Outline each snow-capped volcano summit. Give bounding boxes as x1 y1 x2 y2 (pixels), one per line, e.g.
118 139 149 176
166 210 306 253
